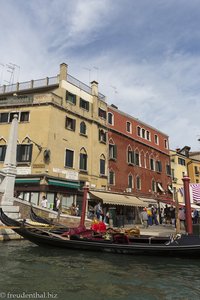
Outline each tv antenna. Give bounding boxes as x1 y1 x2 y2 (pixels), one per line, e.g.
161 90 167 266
83 67 91 84
5 63 20 85
0 63 4 86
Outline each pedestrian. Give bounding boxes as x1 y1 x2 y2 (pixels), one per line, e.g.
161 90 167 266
193 209 199 224
141 208 148 228
56 197 61 212
41 195 48 208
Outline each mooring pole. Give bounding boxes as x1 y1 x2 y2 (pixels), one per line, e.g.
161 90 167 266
80 186 89 227
182 175 193 235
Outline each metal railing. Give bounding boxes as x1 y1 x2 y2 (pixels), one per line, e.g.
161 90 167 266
0 73 105 100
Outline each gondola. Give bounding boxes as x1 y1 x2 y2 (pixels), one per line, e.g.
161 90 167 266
1 208 200 257
29 206 68 234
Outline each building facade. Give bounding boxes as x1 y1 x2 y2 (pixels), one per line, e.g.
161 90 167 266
0 63 108 209
107 105 173 202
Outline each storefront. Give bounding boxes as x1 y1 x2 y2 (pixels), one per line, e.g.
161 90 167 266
89 191 146 226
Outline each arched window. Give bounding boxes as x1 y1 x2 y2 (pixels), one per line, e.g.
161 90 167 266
109 169 115 185
79 148 87 171
126 121 132 133
108 112 114 125
137 126 141 136
128 173 133 189
127 145 134 164
152 179 156 192
135 150 140 166
80 122 86 135
142 128 145 138
100 154 106 175
136 176 141 190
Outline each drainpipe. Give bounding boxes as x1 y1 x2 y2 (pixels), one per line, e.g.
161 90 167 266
182 175 193 234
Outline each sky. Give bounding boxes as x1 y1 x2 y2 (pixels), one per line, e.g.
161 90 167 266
0 0 200 151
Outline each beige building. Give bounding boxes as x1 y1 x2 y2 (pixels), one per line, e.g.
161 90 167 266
170 147 200 203
0 63 108 209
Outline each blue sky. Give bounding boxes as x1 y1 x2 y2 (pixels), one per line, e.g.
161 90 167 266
0 0 200 150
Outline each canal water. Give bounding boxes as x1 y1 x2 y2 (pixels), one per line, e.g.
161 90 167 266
0 240 200 300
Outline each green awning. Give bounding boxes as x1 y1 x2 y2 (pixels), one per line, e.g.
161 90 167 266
15 178 40 184
48 179 80 189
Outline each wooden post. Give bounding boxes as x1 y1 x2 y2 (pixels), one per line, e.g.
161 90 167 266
174 189 180 234
182 175 193 235
80 186 89 227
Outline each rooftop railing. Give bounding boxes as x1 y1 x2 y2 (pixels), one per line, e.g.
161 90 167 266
0 73 105 100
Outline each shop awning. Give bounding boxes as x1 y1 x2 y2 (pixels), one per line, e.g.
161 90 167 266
48 179 80 189
138 197 157 205
89 191 145 207
15 178 40 184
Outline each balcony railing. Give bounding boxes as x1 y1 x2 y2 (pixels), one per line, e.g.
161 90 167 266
0 73 105 101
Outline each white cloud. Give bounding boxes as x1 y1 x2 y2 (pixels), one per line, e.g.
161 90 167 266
0 0 200 150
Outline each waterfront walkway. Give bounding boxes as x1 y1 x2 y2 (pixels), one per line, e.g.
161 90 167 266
124 224 185 237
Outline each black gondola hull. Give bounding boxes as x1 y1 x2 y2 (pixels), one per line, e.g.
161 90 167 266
1 208 200 257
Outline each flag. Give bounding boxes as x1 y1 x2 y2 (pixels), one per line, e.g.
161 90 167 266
190 184 200 203
178 184 200 203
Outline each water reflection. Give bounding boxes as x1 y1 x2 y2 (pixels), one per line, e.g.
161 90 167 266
0 240 200 300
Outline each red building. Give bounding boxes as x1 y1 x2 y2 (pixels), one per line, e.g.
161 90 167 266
107 105 173 202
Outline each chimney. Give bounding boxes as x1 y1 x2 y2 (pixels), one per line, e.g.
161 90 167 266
91 80 98 97
59 63 68 81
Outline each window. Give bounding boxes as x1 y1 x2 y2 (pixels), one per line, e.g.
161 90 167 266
9 112 19 123
127 148 135 164
195 166 199 175
164 139 168 149
66 92 76 105
80 98 89 111
166 164 171 176
0 113 9 123
98 108 106 119
20 112 29 122
99 129 107 143
0 111 30 123
178 158 186 166
0 145 6 161
79 148 87 171
80 122 87 135
128 174 133 188
135 152 140 166
126 121 132 133
156 161 162 172
17 144 33 162
137 126 141 136
142 128 145 138
109 144 117 160
108 112 114 125
154 134 159 145
100 155 106 175
150 158 155 171
152 179 156 192
65 149 74 168
109 170 115 185
146 131 150 140
65 117 76 131
136 176 141 190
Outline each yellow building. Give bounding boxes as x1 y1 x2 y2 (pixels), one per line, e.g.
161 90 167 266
170 148 188 203
170 147 200 203
0 63 108 209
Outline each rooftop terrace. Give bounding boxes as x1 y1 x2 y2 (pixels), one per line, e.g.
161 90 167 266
0 73 105 101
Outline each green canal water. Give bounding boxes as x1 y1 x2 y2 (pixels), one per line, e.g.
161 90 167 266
0 240 200 300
